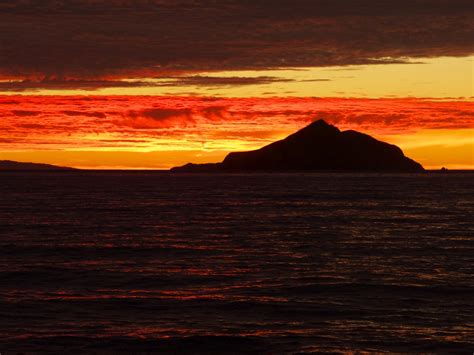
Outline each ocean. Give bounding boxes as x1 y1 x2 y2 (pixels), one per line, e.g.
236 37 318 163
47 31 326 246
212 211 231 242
1 172 473 353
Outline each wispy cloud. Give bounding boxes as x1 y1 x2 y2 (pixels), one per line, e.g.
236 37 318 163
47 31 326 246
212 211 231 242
0 76 295 92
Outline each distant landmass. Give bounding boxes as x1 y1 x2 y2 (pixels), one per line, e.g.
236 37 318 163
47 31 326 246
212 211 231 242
0 160 76 171
171 120 424 172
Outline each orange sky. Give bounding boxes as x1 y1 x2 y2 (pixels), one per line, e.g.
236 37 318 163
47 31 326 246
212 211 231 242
1 93 472 169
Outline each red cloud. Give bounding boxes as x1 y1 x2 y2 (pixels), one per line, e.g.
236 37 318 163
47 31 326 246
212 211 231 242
62 110 107 118
0 95 472 151
11 110 42 116
118 108 196 129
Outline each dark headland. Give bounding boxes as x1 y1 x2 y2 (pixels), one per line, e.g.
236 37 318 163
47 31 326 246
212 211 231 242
0 160 76 171
171 120 425 172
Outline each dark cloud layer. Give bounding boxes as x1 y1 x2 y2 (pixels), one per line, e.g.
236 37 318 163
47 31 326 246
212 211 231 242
0 76 294 91
0 0 473 81
168 76 296 87
0 80 151 91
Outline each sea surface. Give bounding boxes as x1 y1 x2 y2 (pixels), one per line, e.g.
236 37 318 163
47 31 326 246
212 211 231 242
0 172 473 353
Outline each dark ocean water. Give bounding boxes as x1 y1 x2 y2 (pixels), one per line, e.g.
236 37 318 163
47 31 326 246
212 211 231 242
0 172 473 354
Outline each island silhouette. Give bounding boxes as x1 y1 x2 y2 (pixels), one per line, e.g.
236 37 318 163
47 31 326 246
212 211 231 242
171 120 424 172
0 160 76 171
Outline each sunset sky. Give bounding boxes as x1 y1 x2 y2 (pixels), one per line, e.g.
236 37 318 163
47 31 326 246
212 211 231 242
0 0 473 169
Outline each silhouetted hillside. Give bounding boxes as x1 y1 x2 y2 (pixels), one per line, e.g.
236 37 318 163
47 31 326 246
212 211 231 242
0 160 76 171
171 120 424 172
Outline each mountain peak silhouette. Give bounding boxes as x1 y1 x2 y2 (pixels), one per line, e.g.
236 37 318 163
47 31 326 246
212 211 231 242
285 119 340 142
171 119 425 172
303 118 335 130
